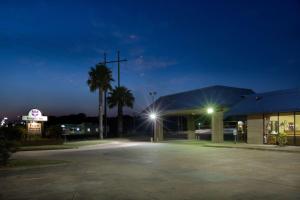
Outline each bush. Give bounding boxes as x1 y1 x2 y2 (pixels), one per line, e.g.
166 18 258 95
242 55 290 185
0 126 27 141
0 135 13 166
278 132 288 146
46 125 63 138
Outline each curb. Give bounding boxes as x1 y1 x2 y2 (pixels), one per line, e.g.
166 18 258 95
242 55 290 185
203 144 300 153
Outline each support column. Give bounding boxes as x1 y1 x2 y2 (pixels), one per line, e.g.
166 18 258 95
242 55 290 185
154 119 164 142
211 111 224 143
187 115 195 140
247 115 264 144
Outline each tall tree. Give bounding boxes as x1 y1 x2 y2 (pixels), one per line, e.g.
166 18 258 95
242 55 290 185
87 64 113 139
108 86 135 136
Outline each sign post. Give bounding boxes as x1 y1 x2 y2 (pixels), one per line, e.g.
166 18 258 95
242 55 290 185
22 109 48 135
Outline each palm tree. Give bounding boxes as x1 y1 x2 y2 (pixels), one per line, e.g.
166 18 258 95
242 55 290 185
87 64 113 139
108 86 135 136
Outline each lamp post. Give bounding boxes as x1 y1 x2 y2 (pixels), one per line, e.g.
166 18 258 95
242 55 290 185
206 106 214 141
149 112 157 142
149 91 157 105
149 91 157 142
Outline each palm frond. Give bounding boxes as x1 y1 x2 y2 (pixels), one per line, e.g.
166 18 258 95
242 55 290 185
87 64 114 92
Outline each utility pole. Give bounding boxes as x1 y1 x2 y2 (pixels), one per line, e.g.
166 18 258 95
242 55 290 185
103 53 108 138
102 51 127 87
117 51 121 87
100 51 127 137
149 91 157 110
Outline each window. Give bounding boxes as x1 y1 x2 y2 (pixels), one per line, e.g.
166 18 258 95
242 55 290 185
264 114 279 144
279 113 294 145
264 112 300 146
296 112 300 145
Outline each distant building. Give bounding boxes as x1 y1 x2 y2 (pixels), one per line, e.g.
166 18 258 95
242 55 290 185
61 123 99 135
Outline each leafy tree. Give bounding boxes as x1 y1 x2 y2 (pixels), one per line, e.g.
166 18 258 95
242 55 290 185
0 126 26 141
46 125 63 139
87 64 113 139
0 135 11 166
108 86 135 136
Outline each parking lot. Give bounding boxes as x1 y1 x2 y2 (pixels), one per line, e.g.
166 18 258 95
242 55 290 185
1 141 300 200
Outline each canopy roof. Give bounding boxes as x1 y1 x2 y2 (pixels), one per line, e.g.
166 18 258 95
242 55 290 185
226 88 300 116
151 85 254 114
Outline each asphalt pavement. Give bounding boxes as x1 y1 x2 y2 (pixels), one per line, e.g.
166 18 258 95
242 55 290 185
1 141 299 200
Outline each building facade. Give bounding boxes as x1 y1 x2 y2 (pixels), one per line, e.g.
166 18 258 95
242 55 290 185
148 85 254 142
149 86 300 146
227 88 300 145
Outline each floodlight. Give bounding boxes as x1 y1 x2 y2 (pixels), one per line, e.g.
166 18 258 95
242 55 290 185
207 107 214 114
149 113 157 120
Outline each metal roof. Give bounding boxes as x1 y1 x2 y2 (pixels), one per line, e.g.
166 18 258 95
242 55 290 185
152 85 254 113
226 88 300 116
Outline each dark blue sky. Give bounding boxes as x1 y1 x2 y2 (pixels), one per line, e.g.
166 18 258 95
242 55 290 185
0 0 299 118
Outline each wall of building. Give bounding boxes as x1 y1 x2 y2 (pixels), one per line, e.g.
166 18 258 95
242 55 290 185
154 119 164 141
247 115 264 144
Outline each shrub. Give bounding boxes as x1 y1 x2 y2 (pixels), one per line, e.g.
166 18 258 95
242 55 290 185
46 125 63 138
0 135 12 166
0 126 27 141
277 132 288 146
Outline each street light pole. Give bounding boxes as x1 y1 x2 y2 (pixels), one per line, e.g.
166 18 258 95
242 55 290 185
149 91 157 141
154 119 156 142
149 91 157 104
149 113 157 142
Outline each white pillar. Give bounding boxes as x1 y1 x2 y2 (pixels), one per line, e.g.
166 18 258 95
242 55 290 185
187 115 195 140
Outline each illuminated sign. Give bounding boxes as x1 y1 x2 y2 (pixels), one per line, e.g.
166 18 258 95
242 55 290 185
22 109 48 121
28 122 42 134
22 109 47 135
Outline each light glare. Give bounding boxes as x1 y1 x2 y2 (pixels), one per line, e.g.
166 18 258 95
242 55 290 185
207 107 214 114
149 113 157 120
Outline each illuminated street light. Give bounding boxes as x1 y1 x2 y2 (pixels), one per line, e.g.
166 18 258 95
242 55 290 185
207 107 214 114
148 112 158 142
149 112 157 120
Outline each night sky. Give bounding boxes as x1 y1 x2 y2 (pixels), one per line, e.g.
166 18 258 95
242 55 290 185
1 0 299 119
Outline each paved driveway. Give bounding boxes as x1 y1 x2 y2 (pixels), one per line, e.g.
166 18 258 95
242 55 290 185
1 141 300 200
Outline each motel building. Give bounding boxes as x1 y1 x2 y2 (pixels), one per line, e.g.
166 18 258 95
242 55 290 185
150 85 300 146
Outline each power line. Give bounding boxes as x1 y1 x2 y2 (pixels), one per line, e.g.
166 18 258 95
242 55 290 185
101 51 127 87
